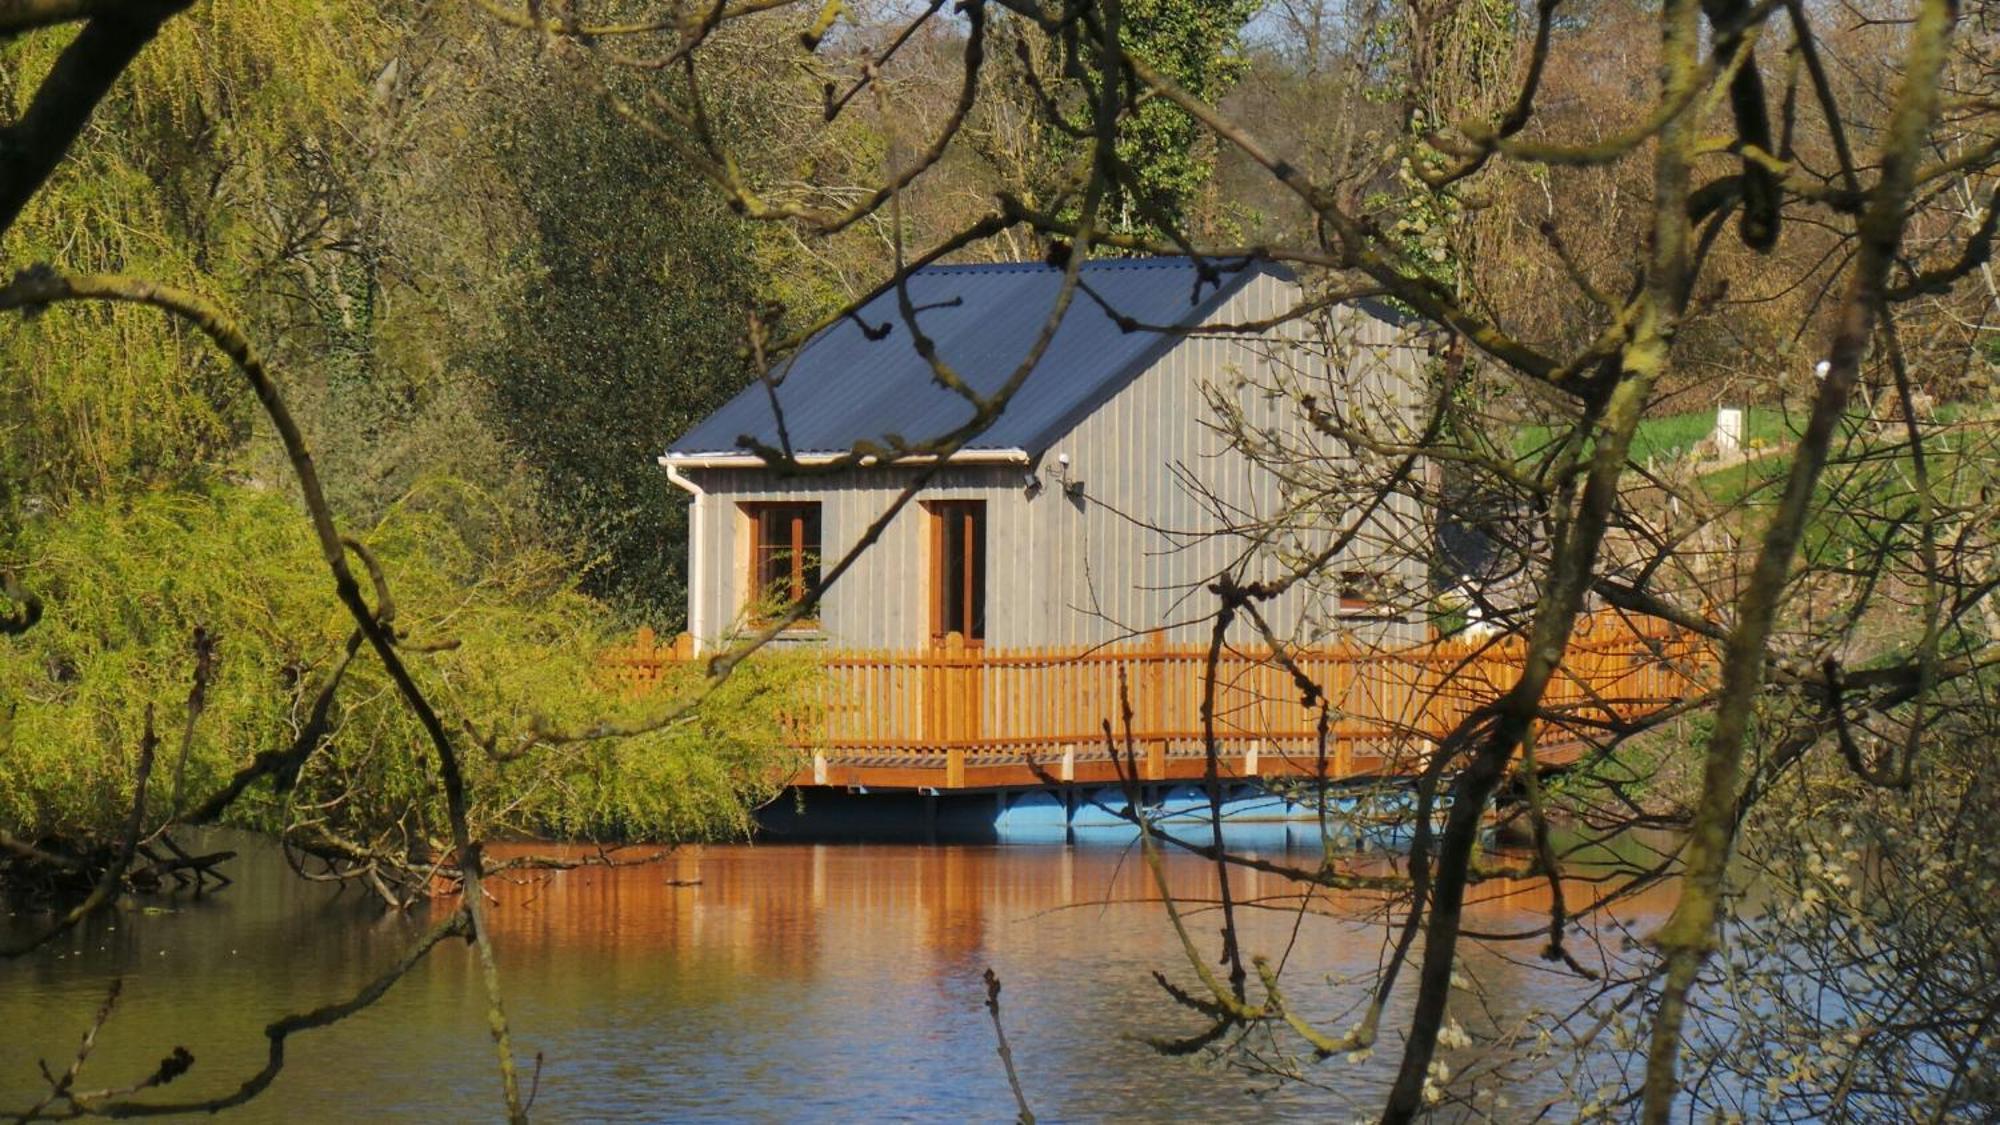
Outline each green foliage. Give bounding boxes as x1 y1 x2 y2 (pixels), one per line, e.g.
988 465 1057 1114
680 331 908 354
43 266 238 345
1427 601 1470 638
1562 711 1716 814
0 0 449 529
1371 176 1462 293
1044 0 1260 241
1109 0 1260 236
0 270 248 524
0 487 796 844
483 82 763 624
3 0 548 531
0 21 278 521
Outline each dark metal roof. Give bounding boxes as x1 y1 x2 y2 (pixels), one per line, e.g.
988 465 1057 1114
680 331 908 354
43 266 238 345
667 256 1289 460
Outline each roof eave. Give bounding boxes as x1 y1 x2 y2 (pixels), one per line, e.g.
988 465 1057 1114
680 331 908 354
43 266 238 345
658 448 1033 470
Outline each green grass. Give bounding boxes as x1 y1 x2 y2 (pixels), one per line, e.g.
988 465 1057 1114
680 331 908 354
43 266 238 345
1699 402 1981 505
1696 406 1998 558
1698 449 1793 508
1514 406 1806 465
1512 402 1996 563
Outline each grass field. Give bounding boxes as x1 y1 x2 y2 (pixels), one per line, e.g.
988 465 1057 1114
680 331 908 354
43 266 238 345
1694 405 1995 562
1511 403 1993 560
1514 406 1806 465
1696 401 1978 507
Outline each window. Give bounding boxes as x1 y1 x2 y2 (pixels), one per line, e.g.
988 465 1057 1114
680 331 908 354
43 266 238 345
928 500 985 644
1334 569 1393 617
745 503 821 621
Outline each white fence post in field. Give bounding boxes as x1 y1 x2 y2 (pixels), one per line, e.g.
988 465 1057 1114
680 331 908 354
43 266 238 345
1714 406 1745 455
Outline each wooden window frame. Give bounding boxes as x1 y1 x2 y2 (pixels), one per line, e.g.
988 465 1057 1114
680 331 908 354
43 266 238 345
742 501 822 627
926 499 986 646
1333 569 1398 619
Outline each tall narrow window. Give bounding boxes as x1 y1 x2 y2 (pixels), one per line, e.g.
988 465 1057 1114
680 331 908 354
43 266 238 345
929 500 986 644
745 502 822 621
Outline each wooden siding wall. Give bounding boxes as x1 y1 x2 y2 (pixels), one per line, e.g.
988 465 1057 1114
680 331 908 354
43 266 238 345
680 273 1431 652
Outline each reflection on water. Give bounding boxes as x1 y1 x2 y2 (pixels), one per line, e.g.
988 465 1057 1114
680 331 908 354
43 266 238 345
1 834 1675 1121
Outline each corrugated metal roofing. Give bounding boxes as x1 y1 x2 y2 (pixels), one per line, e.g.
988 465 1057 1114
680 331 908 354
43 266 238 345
667 256 1288 460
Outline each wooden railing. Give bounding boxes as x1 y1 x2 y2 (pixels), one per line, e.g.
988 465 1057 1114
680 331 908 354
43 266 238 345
604 615 1710 786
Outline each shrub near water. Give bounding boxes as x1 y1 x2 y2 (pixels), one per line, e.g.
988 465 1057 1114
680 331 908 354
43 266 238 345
0 486 801 847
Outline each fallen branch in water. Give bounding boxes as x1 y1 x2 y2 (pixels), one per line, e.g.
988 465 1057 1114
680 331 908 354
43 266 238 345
2 711 159 959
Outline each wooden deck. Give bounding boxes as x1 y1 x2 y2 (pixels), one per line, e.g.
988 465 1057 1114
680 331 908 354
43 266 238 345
606 615 1708 792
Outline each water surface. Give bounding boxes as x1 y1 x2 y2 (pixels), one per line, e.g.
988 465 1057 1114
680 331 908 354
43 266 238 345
1 835 1673 1121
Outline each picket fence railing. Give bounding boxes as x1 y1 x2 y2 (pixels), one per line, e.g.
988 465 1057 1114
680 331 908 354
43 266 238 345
603 614 1709 782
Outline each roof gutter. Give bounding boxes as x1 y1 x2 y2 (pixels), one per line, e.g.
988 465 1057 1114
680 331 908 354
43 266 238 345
661 459 708 656
658 449 1032 470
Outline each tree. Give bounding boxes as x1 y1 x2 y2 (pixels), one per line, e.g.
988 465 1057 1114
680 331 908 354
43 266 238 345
483 78 764 622
1011 0 1263 242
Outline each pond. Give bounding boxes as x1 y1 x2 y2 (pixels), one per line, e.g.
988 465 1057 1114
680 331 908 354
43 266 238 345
2 832 1677 1121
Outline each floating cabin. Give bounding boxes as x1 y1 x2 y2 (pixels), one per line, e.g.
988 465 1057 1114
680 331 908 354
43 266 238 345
661 256 1431 658
651 256 1698 823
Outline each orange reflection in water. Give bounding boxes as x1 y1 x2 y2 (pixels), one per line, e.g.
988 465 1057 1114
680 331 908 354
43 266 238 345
472 840 1682 979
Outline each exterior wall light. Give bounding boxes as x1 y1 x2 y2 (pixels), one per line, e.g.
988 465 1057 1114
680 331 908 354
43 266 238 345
1055 452 1085 498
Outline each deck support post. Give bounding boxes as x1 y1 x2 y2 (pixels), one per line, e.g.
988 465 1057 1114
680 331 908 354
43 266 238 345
1146 740 1165 781
946 748 966 789
1245 740 1261 777
1060 744 1075 782
812 750 828 786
